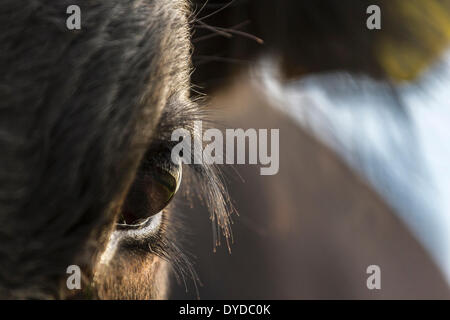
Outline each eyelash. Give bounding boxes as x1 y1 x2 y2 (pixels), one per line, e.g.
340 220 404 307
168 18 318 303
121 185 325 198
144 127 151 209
113 96 234 291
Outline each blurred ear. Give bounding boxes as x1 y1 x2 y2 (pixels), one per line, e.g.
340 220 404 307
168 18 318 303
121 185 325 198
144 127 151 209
191 0 450 91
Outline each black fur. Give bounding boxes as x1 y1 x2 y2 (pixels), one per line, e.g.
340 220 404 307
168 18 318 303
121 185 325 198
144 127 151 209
0 0 194 299
1 0 449 299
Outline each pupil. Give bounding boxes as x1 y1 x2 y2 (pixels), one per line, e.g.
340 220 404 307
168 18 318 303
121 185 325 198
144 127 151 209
120 168 177 225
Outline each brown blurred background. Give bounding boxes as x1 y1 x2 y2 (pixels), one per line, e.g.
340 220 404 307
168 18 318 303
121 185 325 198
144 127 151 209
169 77 450 299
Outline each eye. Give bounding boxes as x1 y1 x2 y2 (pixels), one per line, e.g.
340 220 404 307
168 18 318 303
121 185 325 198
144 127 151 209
118 149 182 227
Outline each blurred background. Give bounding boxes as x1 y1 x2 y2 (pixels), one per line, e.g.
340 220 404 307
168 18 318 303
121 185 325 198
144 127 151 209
170 0 450 299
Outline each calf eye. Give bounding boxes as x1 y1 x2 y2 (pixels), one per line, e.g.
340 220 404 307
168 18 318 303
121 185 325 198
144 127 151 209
118 149 182 226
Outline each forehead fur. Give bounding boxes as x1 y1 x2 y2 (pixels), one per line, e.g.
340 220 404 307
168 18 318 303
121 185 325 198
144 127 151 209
0 0 191 298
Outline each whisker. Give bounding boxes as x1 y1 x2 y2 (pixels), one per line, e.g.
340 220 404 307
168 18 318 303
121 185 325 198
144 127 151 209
191 0 210 23
196 0 236 22
193 20 252 43
193 55 251 66
195 21 233 38
213 25 264 44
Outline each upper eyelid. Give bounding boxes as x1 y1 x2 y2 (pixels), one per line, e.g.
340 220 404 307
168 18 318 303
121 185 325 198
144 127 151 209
152 96 202 138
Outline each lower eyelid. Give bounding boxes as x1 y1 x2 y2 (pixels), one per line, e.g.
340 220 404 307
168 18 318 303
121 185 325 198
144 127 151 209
99 212 165 266
119 212 163 238
127 212 162 237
